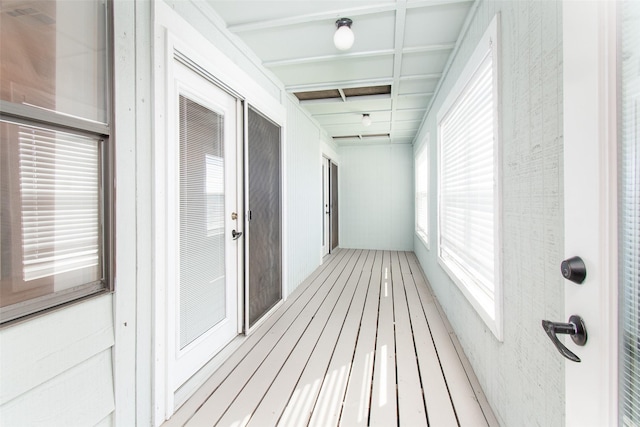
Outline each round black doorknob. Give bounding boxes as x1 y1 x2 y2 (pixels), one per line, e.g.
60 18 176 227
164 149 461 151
561 256 586 284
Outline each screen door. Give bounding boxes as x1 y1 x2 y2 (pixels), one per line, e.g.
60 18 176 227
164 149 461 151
246 106 282 328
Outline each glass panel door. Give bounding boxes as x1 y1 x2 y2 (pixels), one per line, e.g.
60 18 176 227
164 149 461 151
170 61 239 390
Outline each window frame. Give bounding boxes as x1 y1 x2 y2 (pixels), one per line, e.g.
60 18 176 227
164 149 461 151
415 135 430 249
436 15 502 340
0 1 113 324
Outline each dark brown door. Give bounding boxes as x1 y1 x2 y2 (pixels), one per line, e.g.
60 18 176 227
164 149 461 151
330 162 339 251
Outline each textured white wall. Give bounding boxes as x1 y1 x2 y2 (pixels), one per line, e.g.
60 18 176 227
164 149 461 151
413 1 565 425
340 144 414 251
284 96 336 295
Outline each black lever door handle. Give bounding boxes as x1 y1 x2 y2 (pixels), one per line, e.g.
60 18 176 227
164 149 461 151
541 315 587 362
232 230 243 240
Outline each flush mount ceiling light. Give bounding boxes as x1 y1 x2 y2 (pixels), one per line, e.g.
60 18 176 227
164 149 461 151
361 114 372 126
334 18 354 51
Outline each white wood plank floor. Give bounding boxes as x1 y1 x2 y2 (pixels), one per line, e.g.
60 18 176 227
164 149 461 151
164 249 499 427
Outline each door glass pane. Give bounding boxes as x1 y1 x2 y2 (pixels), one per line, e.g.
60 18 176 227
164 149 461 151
179 95 226 349
619 1 640 425
248 107 281 327
0 0 108 123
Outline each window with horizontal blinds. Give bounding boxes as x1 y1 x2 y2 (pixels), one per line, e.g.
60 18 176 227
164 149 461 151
437 16 501 339
619 1 640 424
0 0 111 323
18 125 101 282
415 139 429 247
0 120 106 322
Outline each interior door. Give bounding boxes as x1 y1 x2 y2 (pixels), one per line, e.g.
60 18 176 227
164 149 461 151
562 2 639 425
169 61 240 390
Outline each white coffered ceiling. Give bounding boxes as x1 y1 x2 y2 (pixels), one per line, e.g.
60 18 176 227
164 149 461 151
207 0 474 145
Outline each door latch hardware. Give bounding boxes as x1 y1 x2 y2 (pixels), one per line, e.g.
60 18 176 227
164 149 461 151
561 256 587 284
541 315 587 362
231 212 238 220
232 230 243 240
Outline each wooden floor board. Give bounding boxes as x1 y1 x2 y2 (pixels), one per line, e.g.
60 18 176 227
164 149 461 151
408 254 488 426
186 250 359 426
305 250 376 427
368 251 397 427
165 249 496 427
247 250 369 427
164 249 351 427
280 250 375 427
338 250 383 427
399 252 458 427
391 251 428 426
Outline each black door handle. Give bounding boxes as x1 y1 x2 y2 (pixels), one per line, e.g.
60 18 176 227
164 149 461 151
541 315 587 362
232 230 243 240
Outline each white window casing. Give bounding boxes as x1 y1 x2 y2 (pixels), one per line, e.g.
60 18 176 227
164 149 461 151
415 136 430 248
437 15 502 340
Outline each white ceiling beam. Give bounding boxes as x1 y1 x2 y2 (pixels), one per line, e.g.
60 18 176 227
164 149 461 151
227 0 472 33
262 43 455 68
397 92 435 99
389 0 408 136
402 43 456 54
399 73 442 81
263 49 394 68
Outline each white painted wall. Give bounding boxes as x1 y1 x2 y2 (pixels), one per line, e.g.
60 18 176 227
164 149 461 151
284 96 340 294
0 295 115 425
413 1 564 425
339 144 414 251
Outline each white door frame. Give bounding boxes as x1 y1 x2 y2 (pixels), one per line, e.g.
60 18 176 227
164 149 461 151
563 1 618 425
322 156 331 257
167 60 241 393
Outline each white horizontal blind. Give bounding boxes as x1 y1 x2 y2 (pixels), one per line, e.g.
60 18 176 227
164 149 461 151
620 1 640 424
415 142 429 245
18 125 101 284
179 95 226 349
205 154 224 235
438 50 496 310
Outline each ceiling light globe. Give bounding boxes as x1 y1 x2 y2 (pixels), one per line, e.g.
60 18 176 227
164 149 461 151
334 25 354 51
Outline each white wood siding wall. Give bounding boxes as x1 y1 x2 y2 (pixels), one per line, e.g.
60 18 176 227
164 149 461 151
284 98 323 293
0 295 115 425
413 0 564 425
284 97 339 294
340 144 415 251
